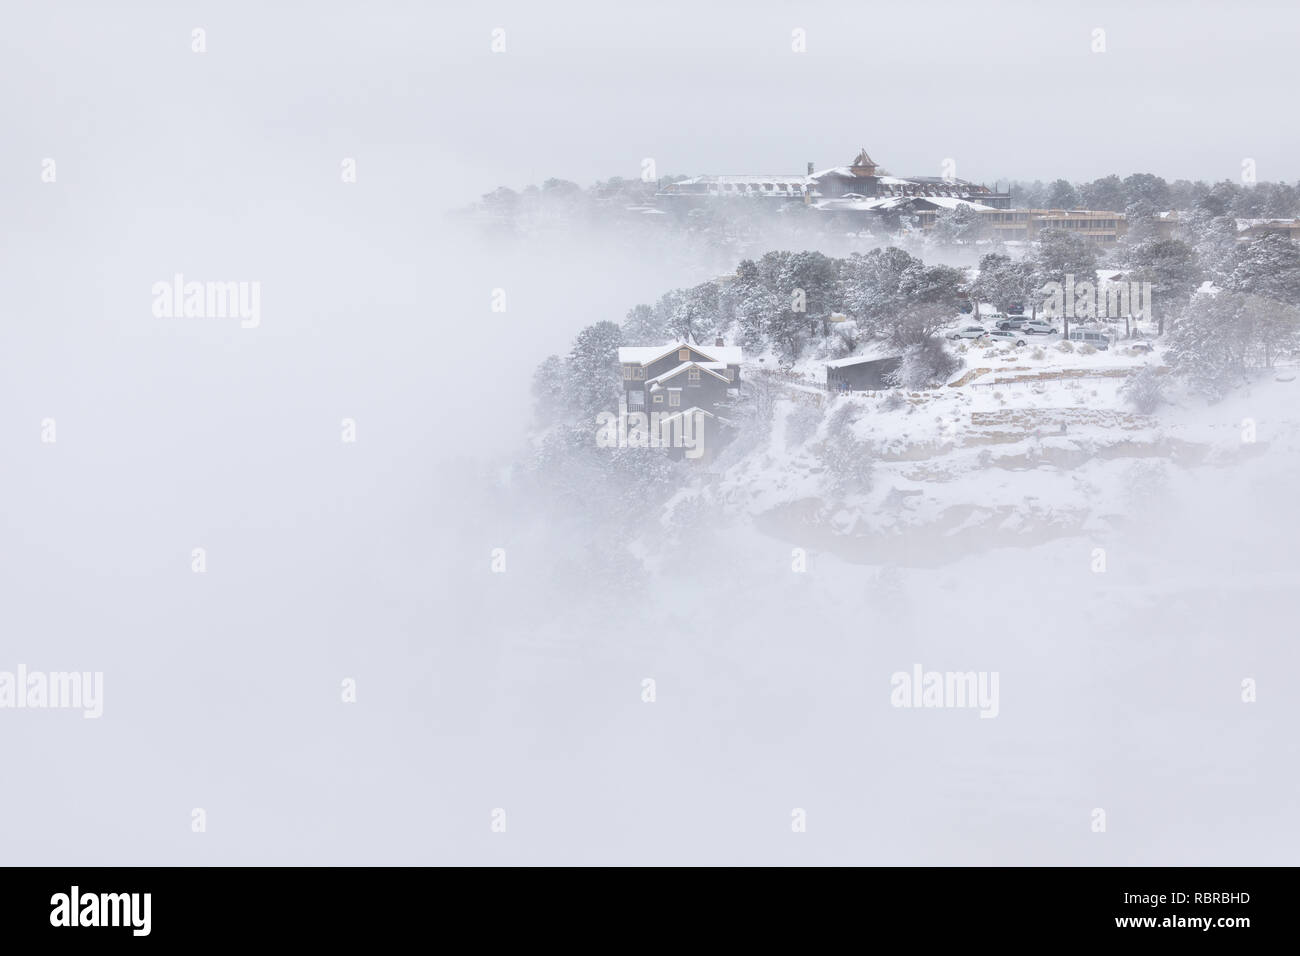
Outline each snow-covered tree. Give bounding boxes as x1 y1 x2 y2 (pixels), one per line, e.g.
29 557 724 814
531 354 569 421
662 282 722 342
567 321 624 420
730 259 779 353
775 250 840 338
1186 209 1238 281
1127 238 1200 334
1121 173 1171 210
1168 179 1211 212
888 335 961 387
973 253 1035 313
1121 199 1159 249
524 423 681 530
1119 365 1166 414
1227 232 1300 304
899 262 968 313
1236 293 1300 369
1030 229 1099 336
930 203 983 246
622 303 662 343
819 403 873 496
1011 180 1048 208
1167 291 1300 397
1079 174 1126 212
1045 178 1078 209
841 246 921 335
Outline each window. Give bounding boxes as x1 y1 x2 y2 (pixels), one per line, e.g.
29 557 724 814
688 368 701 384
622 365 634 380
669 391 681 407
678 348 690 361
653 393 664 404
634 366 645 380
628 391 645 407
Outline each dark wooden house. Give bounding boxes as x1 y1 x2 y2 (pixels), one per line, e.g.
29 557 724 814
614 339 743 463
618 338 742 416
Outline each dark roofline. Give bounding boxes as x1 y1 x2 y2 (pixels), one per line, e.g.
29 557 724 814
826 354 903 369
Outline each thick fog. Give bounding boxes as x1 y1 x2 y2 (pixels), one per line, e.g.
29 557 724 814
2 1 1297 865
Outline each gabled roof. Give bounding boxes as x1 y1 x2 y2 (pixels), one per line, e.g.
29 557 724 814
618 341 743 366
645 361 732 387
659 406 716 425
661 406 737 429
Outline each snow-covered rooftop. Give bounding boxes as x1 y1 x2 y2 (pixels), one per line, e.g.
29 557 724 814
808 166 856 180
824 341 902 368
668 174 810 188
813 196 908 212
813 195 996 213
921 197 997 211
825 353 902 369
645 361 732 386
1235 217 1300 231
659 406 716 424
618 341 744 366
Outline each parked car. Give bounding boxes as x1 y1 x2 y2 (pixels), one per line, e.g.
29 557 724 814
996 317 1029 330
947 326 988 340
1021 321 1058 335
987 329 1027 346
1068 329 1111 350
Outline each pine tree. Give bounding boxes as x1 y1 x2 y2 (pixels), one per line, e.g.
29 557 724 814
1045 179 1078 209
1128 238 1200 334
567 321 624 421
1030 230 1099 337
531 354 570 421
1227 233 1300 304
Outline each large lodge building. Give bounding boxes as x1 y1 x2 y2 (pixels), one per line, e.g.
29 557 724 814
656 146 1128 244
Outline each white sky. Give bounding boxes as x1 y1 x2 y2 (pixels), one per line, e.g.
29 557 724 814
3 0 1296 207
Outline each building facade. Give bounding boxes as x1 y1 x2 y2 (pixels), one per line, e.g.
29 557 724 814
615 339 742 462
655 147 1011 209
654 145 1139 242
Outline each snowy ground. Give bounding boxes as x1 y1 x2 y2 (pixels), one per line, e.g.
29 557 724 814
701 319 1297 569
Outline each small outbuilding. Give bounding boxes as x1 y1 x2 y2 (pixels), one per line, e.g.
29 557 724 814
826 354 903 392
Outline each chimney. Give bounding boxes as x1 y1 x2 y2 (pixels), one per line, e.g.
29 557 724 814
715 337 725 347
807 162 814 175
